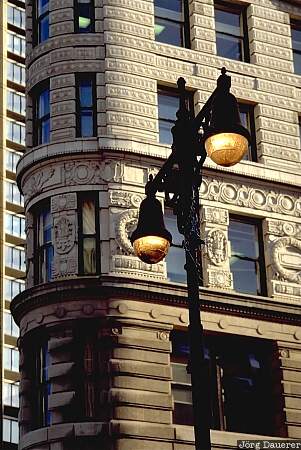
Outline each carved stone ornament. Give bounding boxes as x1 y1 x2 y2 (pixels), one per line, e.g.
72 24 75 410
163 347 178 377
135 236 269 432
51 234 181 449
271 237 301 284
115 209 139 255
51 193 77 212
110 191 143 208
26 168 55 197
202 207 228 225
207 229 228 266
54 216 76 254
201 178 301 218
64 160 124 185
208 270 232 289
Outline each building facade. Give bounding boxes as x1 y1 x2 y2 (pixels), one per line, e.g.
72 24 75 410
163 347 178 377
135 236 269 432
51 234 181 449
10 0 301 449
1 0 26 448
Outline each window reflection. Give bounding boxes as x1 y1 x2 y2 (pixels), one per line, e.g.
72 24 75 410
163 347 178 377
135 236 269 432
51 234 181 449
76 76 96 137
36 206 53 284
154 0 189 48
79 195 99 275
76 0 94 33
238 103 257 161
164 209 186 283
291 21 301 75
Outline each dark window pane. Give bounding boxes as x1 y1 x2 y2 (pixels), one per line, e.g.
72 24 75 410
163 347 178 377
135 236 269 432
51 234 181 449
39 15 49 42
81 111 94 137
293 51 301 76
41 118 50 144
155 0 182 13
39 89 50 118
215 9 241 36
292 28 301 52
158 94 179 120
159 120 173 144
38 0 49 15
78 1 93 32
216 33 242 60
155 18 182 46
80 81 93 107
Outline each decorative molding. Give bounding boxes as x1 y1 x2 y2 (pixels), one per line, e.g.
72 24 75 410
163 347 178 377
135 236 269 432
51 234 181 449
115 209 138 255
201 207 228 225
271 237 301 284
109 191 143 208
53 216 76 255
206 229 228 266
207 270 233 289
51 193 77 212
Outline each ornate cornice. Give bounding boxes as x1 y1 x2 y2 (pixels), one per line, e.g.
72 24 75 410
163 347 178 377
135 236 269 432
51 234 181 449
10 275 301 327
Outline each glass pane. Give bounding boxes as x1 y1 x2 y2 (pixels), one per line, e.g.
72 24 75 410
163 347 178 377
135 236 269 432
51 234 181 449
41 118 50 144
292 28 301 52
230 257 259 294
293 51 301 76
45 245 54 282
78 2 92 32
39 15 49 43
215 9 241 36
216 33 243 61
39 89 50 118
172 363 191 384
4 312 11 334
173 402 194 425
155 18 183 46
80 80 93 107
229 220 258 259
11 419 19 444
3 418 11 442
4 347 11 369
83 238 96 274
12 349 19 371
166 245 186 283
82 200 96 234
81 110 94 137
158 93 179 121
12 384 19 407
173 386 192 403
159 120 174 144
38 0 49 16
164 210 182 246
155 0 182 13
3 383 10 405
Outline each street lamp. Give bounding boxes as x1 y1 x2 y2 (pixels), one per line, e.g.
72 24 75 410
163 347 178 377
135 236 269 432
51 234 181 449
130 68 250 450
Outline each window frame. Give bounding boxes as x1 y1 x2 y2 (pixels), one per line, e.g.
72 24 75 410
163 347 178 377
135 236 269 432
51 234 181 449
33 81 50 146
74 0 95 33
154 0 190 48
33 202 53 285
214 0 250 63
228 215 267 296
171 330 281 436
75 73 97 138
78 192 100 275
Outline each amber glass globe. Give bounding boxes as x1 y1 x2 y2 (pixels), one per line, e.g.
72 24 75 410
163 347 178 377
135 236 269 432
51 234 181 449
205 132 248 167
133 235 170 264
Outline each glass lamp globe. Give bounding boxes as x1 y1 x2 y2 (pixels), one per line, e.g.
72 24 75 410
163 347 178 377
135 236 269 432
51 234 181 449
133 235 170 264
205 132 249 167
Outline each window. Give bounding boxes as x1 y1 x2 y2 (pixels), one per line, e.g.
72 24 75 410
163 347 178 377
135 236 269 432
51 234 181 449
4 311 19 337
5 213 26 239
7 4 25 29
164 209 186 283
34 0 50 45
154 0 190 48
7 119 25 145
33 84 50 145
171 331 279 435
33 343 51 427
4 346 19 372
239 103 257 161
6 180 24 205
7 90 26 116
6 150 22 173
292 21 301 75
3 382 19 407
78 194 100 275
7 61 26 85
76 74 96 137
5 278 25 302
35 205 53 283
158 87 194 145
3 417 19 443
228 217 266 296
5 245 26 272
214 1 249 62
75 0 95 33
7 32 26 57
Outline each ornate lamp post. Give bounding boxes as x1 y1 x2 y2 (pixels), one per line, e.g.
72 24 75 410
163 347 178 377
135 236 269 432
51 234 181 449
131 68 250 450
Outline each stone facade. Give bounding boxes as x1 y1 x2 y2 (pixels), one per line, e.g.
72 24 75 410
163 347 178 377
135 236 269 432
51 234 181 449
11 0 301 449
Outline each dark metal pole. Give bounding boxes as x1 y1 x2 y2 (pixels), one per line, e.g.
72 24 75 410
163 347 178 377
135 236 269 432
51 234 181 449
172 78 211 450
